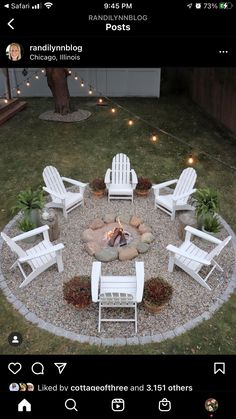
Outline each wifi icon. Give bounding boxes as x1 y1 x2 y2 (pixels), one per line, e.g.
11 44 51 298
44 2 53 8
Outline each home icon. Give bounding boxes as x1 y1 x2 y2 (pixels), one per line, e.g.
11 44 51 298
18 399 31 412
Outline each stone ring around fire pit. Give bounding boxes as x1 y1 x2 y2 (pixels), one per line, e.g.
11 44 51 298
82 214 155 262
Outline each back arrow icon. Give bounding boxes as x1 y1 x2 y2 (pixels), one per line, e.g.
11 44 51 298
8 18 14 29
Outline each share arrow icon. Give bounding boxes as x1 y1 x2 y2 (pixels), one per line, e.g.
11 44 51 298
54 363 67 374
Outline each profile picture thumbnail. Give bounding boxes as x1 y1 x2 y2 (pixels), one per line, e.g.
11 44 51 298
9 382 19 391
6 42 23 61
205 398 219 412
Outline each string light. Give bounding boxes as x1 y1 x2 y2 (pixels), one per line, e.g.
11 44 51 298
74 74 78 80
35 74 39 80
4 98 8 103
111 107 116 113
41 69 45 73
16 87 21 95
88 86 93 95
187 154 194 165
128 119 134 126
68 69 72 75
151 134 159 142
26 80 31 87
80 80 84 87
98 98 103 104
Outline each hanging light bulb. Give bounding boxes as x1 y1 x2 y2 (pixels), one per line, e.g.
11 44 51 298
88 86 93 95
35 74 39 79
74 74 78 80
26 80 31 87
128 119 134 126
187 154 194 165
41 69 45 73
98 98 103 104
16 87 21 95
151 134 159 142
4 97 8 103
111 107 116 113
80 80 84 87
68 69 72 75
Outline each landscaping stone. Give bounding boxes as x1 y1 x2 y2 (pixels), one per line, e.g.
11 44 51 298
119 247 138 261
136 242 149 254
103 213 116 224
89 218 105 230
141 232 155 243
129 215 143 228
138 223 152 234
95 248 118 262
81 228 95 242
84 242 101 256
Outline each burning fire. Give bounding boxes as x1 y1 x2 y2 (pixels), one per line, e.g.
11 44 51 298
104 218 123 241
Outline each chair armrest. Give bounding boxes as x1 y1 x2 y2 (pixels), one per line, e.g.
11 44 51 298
13 225 50 242
166 244 211 265
136 261 144 303
19 243 64 262
152 179 178 195
184 226 222 244
130 169 138 187
104 169 111 186
43 187 65 200
62 177 88 189
172 188 196 202
91 262 101 302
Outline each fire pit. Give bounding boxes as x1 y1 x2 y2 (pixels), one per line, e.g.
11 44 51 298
82 214 155 262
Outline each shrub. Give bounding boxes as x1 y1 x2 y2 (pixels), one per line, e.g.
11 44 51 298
194 188 219 220
203 213 221 234
144 278 173 306
18 217 36 232
136 177 152 191
89 178 106 191
12 187 45 215
63 276 91 309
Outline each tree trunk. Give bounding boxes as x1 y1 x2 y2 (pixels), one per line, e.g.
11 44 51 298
46 68 71 115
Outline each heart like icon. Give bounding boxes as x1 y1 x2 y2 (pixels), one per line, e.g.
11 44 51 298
8 362 22 374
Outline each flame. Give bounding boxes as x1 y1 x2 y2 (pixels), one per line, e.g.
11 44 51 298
117 217 123 229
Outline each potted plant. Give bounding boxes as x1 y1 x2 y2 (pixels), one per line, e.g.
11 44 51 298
12 187 45 226
202 213 222 236
63 276 91 309
135 177 152 197
17 217 37 243
89 178 106 197
194 188 220 228
143 277 173 313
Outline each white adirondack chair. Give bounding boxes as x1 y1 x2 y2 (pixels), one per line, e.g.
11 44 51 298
152 167 197 220
1 225 64 288
43 166 87 219
104 153 138 202
166 226 231 290
91 261 144 332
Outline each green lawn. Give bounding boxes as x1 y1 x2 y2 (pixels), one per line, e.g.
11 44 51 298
0 96 235 354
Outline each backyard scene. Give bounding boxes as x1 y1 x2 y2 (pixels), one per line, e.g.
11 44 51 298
0 67 235 355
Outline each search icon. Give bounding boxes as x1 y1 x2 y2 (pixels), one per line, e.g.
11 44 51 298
31 362 44 375
65 398 78 412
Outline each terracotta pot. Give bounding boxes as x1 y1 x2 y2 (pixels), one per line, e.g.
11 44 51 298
143 299 167 313
135 189 150 197
91 189 106 198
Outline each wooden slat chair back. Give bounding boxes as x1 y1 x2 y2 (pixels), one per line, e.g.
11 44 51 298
43 166 67 196
173 168 197 204
111 153 131 186
91 261 144 332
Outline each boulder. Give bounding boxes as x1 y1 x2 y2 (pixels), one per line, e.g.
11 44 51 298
141 232 155 244
129 215 143 228
136 242 149 254
95 248 118 262
138 223 152 234
84 242 101 256
119 247 138 261
103 213 116 224
89 218 105 230
82 228 95 242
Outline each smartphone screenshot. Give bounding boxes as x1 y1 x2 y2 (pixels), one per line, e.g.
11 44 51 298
0 1 235 417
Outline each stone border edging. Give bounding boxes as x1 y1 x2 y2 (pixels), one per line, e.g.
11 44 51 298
1 213 236 347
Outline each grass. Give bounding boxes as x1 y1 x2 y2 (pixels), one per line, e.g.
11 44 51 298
0 95 236 354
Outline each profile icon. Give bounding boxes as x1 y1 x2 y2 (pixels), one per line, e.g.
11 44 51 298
6 42 22 61
27 383 34 391
205 398 219 413
9 382 19 391
19 383 27 391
